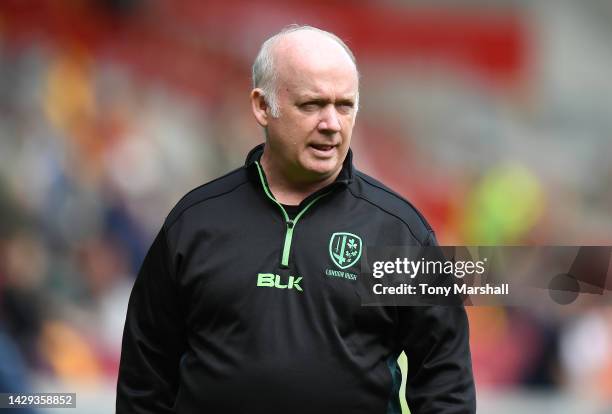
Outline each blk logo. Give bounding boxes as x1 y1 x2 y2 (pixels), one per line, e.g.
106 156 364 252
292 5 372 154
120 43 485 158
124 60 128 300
257 273 303 292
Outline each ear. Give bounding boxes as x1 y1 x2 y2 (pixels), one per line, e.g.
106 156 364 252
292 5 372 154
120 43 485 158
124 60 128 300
250 88 269 127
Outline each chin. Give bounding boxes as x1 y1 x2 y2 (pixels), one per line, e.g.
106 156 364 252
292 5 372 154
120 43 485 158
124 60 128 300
301 160 339 179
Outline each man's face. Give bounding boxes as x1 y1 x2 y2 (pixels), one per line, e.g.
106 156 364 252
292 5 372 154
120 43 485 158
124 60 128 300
254 34 359 183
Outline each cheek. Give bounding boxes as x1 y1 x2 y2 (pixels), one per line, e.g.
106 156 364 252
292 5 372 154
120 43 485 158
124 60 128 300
347 112 357 125
289 119 319 141
275 113 301 131
268 119 295 140
269 113 320 146
341 117 355 137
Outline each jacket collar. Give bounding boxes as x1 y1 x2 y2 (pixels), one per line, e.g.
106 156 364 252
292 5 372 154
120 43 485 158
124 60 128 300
244 143 354 185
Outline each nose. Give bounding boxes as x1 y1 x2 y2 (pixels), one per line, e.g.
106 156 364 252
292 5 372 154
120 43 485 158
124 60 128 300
317 105 341 134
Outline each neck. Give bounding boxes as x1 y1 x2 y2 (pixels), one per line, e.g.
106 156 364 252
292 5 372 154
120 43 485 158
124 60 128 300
260 152 341 206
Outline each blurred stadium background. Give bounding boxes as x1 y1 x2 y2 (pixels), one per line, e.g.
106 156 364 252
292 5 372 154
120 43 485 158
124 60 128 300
1 0 611 413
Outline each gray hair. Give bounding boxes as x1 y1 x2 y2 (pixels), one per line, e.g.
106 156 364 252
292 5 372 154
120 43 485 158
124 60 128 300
252 24 359 118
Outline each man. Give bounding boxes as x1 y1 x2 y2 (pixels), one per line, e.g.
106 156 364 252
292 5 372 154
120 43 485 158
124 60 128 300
116 25 476 413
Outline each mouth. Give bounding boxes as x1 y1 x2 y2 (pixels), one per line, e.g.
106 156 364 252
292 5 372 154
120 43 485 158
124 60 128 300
308 143 337 156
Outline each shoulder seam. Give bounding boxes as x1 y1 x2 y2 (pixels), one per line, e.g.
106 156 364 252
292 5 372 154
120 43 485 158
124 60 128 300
346 186 422 243
166 181 250 231
165 168 250 230
355 172 433 232
177 166 246 202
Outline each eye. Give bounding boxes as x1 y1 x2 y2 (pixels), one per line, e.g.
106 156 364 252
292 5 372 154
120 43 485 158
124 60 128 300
336 101 354 114
299 100 325 112
300 102 318 111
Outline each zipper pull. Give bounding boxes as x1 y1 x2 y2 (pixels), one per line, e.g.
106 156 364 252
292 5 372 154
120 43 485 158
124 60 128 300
280 220 295 269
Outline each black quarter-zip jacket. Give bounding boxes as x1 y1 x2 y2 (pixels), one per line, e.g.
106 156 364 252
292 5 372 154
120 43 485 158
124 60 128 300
116 144 476 414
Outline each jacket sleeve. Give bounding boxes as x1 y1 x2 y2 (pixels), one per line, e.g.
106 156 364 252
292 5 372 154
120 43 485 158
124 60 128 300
398 231 476 414
116 227 186 413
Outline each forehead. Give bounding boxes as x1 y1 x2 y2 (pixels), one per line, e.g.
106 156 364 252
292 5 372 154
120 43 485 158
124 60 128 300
274 32 359 98
281 64 358 99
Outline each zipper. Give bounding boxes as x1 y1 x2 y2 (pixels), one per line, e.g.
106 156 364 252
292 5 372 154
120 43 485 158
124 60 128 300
255 161 331 268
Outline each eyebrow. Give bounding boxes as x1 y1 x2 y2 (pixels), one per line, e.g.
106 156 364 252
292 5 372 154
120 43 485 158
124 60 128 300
299 94 356 103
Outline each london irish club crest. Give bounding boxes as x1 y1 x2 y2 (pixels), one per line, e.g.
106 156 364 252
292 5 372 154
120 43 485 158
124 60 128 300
329 232 362 270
